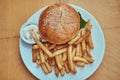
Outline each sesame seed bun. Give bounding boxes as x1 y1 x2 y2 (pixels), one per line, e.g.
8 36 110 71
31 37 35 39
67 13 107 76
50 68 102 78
38 3 80 44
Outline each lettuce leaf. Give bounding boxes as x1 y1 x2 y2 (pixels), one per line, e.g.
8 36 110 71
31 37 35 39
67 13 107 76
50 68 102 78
78 12 87 29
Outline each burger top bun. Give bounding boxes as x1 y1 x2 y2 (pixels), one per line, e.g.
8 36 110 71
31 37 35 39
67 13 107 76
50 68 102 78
38 3 80 44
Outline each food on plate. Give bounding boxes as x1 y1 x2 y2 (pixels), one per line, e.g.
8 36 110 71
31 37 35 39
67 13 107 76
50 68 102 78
81 28 87 53
73 56 88 64
41 63 49 74
30 3 94 77
38 3 80 44
68 34 80 45
67 45 74 73
64 62 70 73
74 28 90 45
31 30 53 58
62 52 67 61
32 44 39 50
54 65 59 76
75 62 86 67
86 33 94 49
55 54 63 70
52 48 67 57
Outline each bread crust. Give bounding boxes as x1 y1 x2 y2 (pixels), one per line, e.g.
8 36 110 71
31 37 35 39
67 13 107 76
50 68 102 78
39 3 80 44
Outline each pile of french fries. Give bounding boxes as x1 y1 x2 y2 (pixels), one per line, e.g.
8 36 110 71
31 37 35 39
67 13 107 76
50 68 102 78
31 19 94 77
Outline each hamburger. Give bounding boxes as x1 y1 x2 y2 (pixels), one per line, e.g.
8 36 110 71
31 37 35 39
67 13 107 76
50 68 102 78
38 3 80 44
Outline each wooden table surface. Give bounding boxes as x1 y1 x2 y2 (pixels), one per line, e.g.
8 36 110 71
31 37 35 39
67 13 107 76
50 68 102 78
0 0 120 80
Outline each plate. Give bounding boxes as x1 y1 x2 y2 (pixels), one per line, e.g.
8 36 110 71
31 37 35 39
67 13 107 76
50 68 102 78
19 4 105 80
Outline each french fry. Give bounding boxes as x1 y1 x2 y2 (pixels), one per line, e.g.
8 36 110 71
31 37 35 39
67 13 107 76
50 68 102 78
76 44 81 56
75 62 86 67
59 54 64 66
67 45 73 70
86 34 94 49
64 63 70 73
86 19 92 31
73 56 88 64
39 49 45 63
62 52 67 62
79 46 83 57
60 68 65 76
48 44 56 50
86 25 92 31
59 54 62 62
41 63 49 74
30 30 53 58
86 45 92 57
79 44 83 57
85 20 94 49
74 30 90 45
36 50 40 60
45 62 52 73
56 44 68 50
83 55 94 63
52 48 67 57
36 59 42 65
87 19 90 25
81 40 86 54
55 55 63 70
51 58 55 66
32 48 37 62
81 29 87 53
68 35 80 45
54 65 59 77
32 44 39 50
72 66 77 74
67 45 74 72
44 53 48 60
72 48 76 59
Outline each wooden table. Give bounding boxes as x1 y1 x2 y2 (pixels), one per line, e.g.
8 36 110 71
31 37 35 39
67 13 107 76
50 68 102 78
0 0 120 80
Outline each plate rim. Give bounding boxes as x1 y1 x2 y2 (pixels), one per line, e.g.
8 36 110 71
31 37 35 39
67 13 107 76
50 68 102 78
19 4 105 80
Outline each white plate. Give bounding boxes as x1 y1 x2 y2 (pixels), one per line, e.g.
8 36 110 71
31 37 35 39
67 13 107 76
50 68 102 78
19 4 105 80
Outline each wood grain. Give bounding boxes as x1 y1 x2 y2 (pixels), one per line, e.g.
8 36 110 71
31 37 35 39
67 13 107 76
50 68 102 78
0 0 120 80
